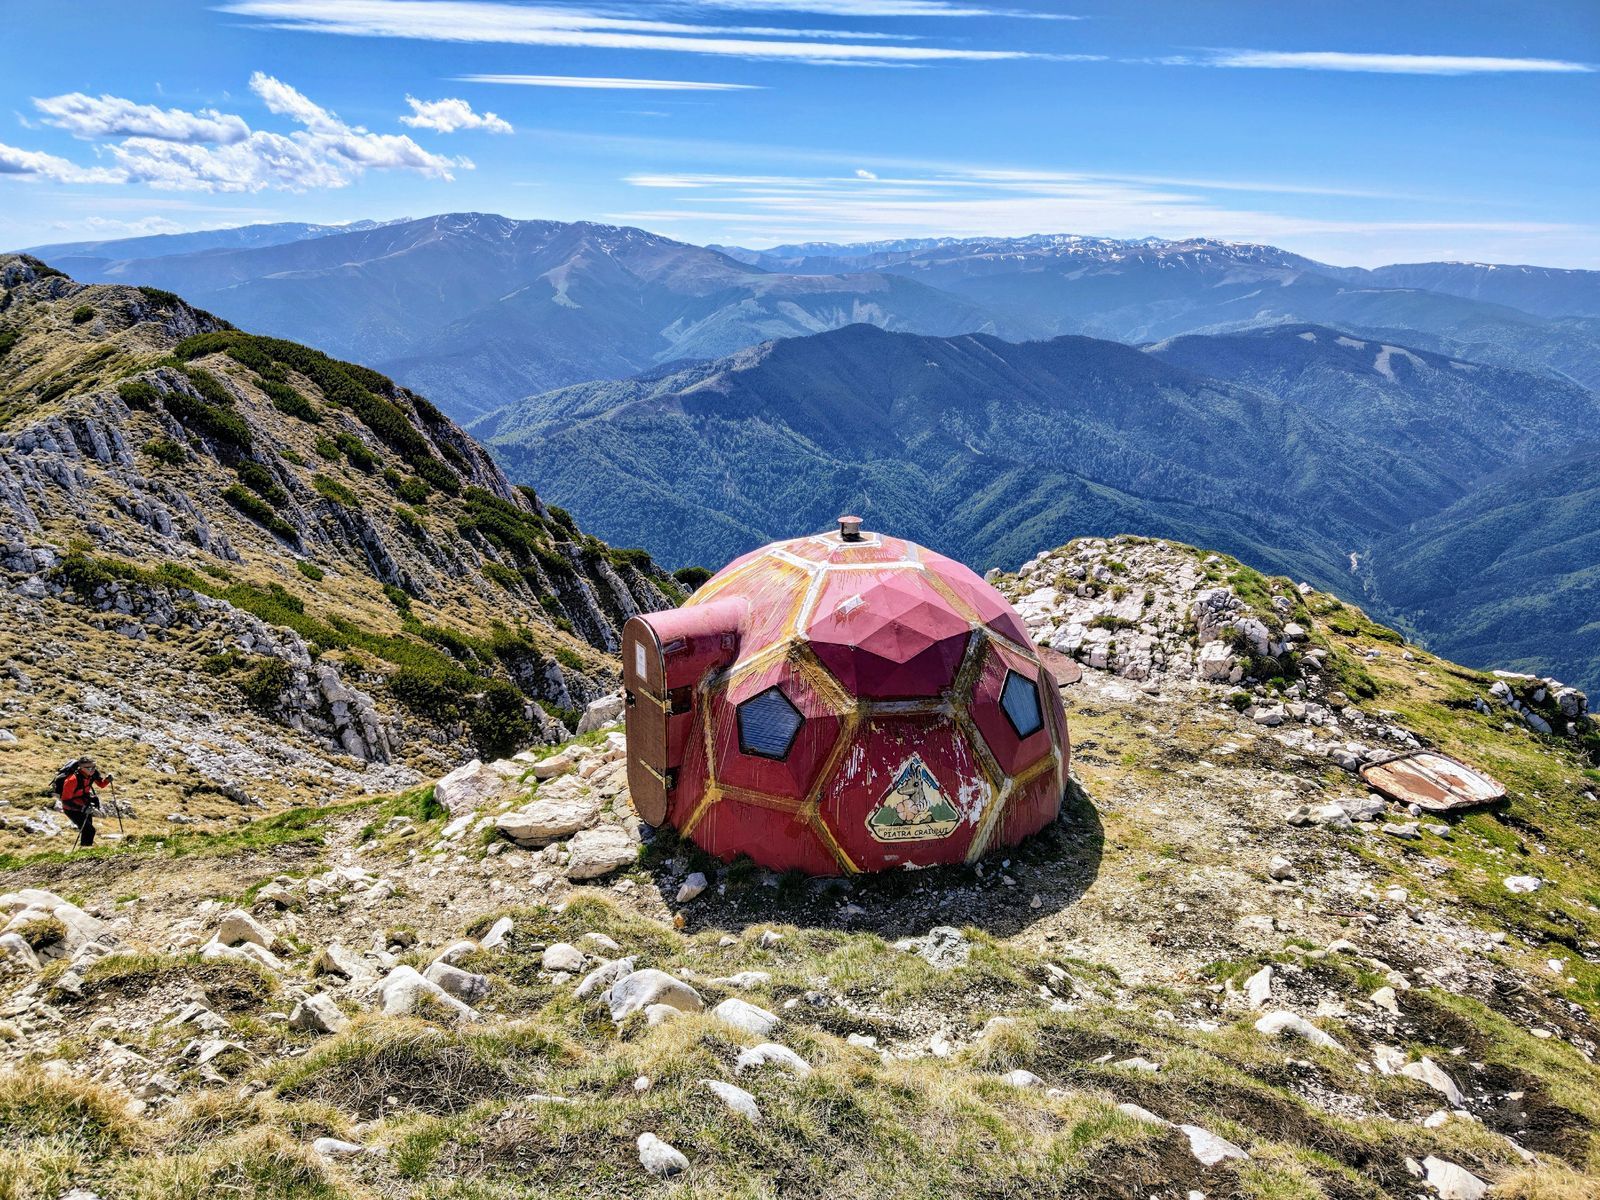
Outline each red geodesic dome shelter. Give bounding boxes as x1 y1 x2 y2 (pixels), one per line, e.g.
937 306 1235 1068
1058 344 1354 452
621 518 1070 874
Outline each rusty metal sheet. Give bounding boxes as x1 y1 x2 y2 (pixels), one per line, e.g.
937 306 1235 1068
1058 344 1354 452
1360 751 1505 813
1036 646 1083 687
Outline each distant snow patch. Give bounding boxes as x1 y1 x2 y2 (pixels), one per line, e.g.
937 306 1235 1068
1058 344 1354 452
1297 331 1317 342
1335 336 1366 349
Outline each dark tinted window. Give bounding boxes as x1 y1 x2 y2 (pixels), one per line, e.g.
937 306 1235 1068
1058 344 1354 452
1001 670 1044 739
737 686 803 759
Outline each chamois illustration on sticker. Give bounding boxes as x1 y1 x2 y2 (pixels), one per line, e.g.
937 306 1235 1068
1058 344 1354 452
867 754 960 842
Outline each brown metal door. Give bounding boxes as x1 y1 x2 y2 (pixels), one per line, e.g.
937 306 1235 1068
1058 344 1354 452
622 616 669 825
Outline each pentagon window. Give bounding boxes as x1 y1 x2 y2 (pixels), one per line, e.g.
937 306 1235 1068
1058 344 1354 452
737 686 803 759
1000 670 1044 739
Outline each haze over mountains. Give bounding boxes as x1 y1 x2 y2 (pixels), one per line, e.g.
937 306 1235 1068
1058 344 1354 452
19 213 1600 689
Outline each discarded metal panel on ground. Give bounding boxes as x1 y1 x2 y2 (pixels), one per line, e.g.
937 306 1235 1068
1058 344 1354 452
1360 750 1506 812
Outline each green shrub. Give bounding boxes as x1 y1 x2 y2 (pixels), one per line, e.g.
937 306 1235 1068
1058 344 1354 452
237 461 289 508
311 474 359 507
137 285 184 309
1089 614 1135 632
608 546 654 572
673 565 712 589
203 650 248 675
142 438 187 466
165 369 252 449
481 561 521 591
222 485 297 541
116 378 159 409
295 561 325 581
332 432 376 471
260 378 319 422
312 436 340 461
0 328 20 361
414 457 460 496
395 476 430 504
383 583 413 614
458 487 551 564
238 659 292 715
71 304 95 325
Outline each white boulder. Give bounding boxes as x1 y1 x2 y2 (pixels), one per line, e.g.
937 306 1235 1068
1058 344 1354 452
604 969 703 1021
434 759 508 816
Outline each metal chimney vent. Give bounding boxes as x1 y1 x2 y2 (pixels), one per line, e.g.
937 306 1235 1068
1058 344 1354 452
837 514 864 541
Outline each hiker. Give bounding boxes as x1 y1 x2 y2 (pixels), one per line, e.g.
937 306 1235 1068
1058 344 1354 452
57 757 113 847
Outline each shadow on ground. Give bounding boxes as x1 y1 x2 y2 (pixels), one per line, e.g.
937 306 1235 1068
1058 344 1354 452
648 775 1104 941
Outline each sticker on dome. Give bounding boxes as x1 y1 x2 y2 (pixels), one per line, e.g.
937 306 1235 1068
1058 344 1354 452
867 755 960 842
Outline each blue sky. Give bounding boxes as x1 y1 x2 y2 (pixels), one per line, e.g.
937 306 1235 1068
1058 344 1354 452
3 0 1597 265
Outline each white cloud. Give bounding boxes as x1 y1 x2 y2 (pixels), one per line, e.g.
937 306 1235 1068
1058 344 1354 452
458 74 760 91
1180 50 1595 75
0 141 126 184
248 71 347 133
401 96 513 133
855 168 878 179
32 93 251 144
220 0 1040 64
3 76 468 194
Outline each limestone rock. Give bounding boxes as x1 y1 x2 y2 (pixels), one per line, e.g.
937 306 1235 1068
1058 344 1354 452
313 1138 367 1159
605 969 703 1021
1421 1157 1487 1200
576 691 626 734
424 961 491 1004
496 779 601 847
1254 1011 1341 1050
735 1043 811 1078
215 908 277 951
918 926 972 968
1243 965 1273 1009
575 957 636 1000
1179 1124 1249 1166
564 825 638 880
288 993 347 1035
313 942 373 981
702 1079 760 1121
638 1132 689 1177
713 997 780 1037
435 758 508 816
374 964 478 1021
542 943 585 973
1401 1057 1465 1106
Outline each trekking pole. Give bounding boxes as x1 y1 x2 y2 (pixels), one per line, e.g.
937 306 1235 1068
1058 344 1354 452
109 780 125 836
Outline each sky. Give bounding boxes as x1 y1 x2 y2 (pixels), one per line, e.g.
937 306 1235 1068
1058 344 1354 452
2 0 1597 266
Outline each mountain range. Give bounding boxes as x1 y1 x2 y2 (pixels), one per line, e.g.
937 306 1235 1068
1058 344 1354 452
27 214 1000 421
477 321 1600 691
19 214 1600 689
28 218 1600 423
